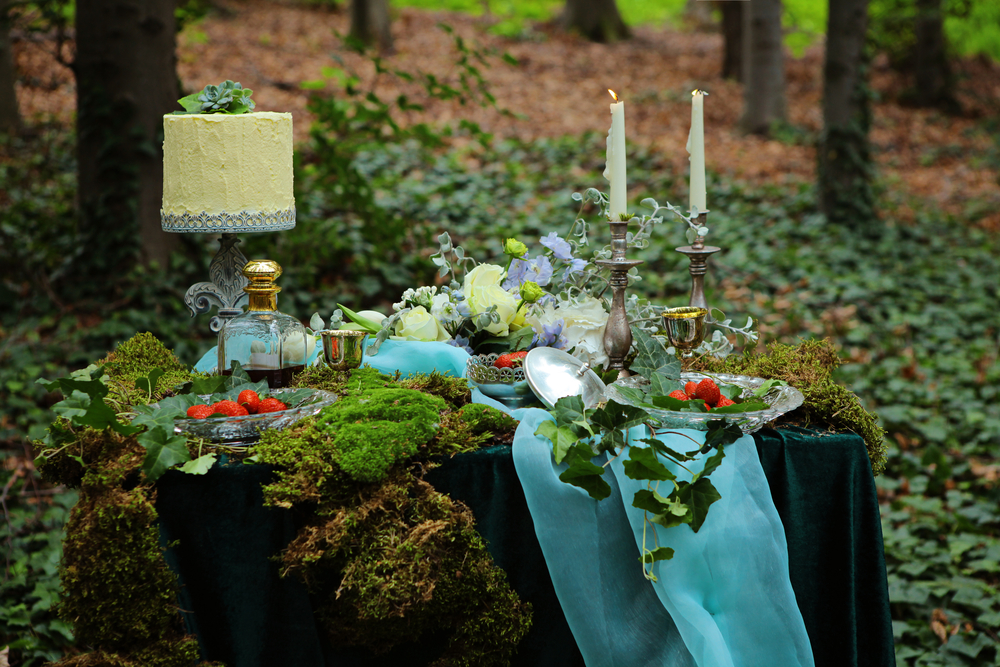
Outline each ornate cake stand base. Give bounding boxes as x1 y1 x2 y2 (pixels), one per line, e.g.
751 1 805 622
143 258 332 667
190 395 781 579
184 233 250 333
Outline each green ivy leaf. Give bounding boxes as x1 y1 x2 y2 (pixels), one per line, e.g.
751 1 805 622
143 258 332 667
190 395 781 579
132 403 186 433
52 389 141 436
704 420 744 449
641 546 675 563
179 453 217 475
709 399 770 414
650 373 683 398
551 394 587 429
693 446 726 482
676 477 722 532
558 446 611 500
611 384 656 408
175 374 228 396
639 437 696 463
590 400 649 433
139 427 191 481
632 488 673 514
623 446 677 482
630 327 681 380
535 420 581 464
134 368 165 397
651 395 708 412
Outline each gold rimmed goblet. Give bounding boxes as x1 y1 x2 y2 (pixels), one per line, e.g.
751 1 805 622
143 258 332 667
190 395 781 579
662 306 708 358
320 330 369 371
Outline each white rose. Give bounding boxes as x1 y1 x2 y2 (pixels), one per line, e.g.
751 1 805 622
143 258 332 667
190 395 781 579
462 263 506 301
466 284 521 336
392 306 450 342
559 296 610 369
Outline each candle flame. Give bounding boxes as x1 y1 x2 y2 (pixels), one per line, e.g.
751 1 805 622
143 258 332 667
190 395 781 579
691 89 709 96
608 89 619 102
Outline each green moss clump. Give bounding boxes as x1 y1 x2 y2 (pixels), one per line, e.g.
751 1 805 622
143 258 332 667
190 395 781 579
457 403 518 435
693 339 887 475
430 403 519 458
281 469 532 667
315 388 449 484
35 423 145 489
397 371 473 408
294 365 400 397
98 332 195 407
59 480 186 654
52 637 212 667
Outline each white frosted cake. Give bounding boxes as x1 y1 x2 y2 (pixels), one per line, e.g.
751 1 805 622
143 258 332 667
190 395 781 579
161 112 295 232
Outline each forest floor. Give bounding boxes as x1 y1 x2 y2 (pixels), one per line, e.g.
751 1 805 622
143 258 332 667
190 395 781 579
12 0 1000 228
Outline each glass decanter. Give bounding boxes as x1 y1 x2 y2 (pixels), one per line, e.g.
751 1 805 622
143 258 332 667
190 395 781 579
217 259 309 388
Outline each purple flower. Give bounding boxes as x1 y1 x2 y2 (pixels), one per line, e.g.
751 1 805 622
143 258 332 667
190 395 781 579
447 335 474 355
532 318 567 349
503 256 554 289
562 257 589 282
540 232 574 261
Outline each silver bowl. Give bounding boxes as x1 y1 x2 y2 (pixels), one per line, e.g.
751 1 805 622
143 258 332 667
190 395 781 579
466 353 536 409
605 372 804 434
168 388 338 446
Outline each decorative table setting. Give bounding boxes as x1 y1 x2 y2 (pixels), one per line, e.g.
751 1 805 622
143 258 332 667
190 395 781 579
34 82 894 667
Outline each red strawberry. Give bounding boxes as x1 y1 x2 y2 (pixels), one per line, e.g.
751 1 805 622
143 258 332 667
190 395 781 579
257 397 288 413
668 389 690 401
694 379 721 406
238 389 261 414
715 395 735 409
494 351 528 369
210 400 248 417
187 404 215 419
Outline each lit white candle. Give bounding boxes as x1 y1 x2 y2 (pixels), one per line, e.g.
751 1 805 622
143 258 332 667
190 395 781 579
686 89 707 216
604 90 627 220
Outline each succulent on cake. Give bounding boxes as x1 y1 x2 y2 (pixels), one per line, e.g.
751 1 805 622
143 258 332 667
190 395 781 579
175 79 256 115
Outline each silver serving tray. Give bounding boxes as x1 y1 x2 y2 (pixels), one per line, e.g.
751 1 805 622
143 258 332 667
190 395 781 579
606 372 804 434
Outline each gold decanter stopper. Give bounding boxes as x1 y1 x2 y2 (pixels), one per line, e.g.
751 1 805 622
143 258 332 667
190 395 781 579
243 259 282 312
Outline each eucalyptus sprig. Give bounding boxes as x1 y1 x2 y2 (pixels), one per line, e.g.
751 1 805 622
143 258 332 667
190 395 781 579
175 80 256 115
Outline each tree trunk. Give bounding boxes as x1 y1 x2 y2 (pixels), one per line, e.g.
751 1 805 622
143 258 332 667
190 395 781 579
913 0 956 111
75 0 179 274
818 0 875 227
0 0 20 133
562 0 630 43
350 0 393 54
740 0 785 135
720 1 743 82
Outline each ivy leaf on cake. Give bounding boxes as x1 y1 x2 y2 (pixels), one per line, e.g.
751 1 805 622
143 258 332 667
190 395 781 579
175 79 256 115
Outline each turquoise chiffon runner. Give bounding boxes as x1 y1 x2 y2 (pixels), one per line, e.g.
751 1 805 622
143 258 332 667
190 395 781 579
193 339 815 666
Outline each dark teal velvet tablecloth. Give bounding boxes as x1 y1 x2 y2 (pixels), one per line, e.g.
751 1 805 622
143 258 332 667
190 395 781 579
155 427 895 667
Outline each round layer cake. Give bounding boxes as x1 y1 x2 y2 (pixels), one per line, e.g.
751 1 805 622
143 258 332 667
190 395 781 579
161 112 295 232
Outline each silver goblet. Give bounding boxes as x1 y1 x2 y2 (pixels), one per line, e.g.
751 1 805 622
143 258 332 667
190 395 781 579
320 330 369 371
662 306 708 358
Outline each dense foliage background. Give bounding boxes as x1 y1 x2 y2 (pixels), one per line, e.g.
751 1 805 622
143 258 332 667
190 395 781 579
2 1 999 665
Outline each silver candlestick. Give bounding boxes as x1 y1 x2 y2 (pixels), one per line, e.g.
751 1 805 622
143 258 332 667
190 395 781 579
674 212 719 311
596 220 643 373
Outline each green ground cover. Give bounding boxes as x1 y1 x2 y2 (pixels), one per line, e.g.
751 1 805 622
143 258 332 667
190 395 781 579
3 110 999 665
3 8 1000 660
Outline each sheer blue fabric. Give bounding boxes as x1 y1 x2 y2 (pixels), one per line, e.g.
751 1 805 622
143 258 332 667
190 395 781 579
512 412 815 667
